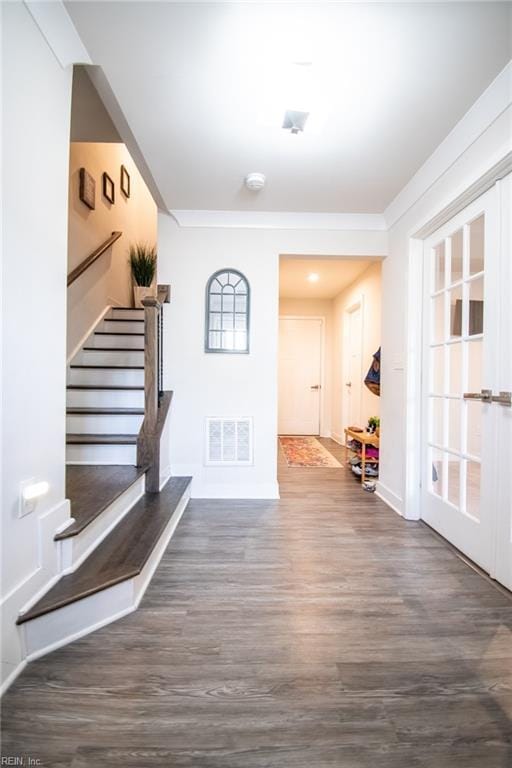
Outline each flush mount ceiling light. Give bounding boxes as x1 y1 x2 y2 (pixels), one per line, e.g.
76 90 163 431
245 172 266 191
282 109 310 134
307 273 319 282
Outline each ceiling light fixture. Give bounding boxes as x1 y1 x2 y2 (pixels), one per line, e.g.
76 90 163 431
245 172 266 191
307 273 319 283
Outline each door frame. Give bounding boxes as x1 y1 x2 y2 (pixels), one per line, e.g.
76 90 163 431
400 153 512 522
341 295 364 437
278 315 326 436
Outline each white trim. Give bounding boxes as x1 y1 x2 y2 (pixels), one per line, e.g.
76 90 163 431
375 482 403 517
278 315 325 437
330 432 345 446
171 210 387 231
385 62 512 229
24 0 91 68
67 304 113 365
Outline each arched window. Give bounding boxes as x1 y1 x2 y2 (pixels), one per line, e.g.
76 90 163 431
205 269 250 353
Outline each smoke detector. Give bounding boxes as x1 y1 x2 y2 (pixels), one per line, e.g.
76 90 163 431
245 172 266 192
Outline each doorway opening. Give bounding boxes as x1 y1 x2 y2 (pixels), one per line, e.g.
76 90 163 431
277 256 383 488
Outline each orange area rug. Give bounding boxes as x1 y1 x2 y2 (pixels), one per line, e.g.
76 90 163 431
279 436 342 468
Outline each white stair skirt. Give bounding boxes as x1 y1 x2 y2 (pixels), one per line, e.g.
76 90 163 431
20 486 190 661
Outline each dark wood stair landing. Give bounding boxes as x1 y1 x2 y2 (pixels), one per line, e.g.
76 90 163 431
57 465 149 541
19 477 192 625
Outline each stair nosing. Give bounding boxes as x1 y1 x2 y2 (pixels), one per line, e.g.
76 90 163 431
82 347 144 353
94 332 145 336
67 407 144 415
18 477 192 625
55 464 150 541
67 385 144 391
69 365 144 370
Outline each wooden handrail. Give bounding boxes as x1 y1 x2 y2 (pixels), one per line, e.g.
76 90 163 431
67 231 122 287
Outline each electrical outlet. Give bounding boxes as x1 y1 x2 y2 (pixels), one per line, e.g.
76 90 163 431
19 478 36 518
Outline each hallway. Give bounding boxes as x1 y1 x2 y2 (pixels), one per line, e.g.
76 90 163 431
1 440 511 767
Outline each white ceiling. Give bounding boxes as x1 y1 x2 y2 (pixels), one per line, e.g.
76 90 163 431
66 2 512 214
279 258 376 299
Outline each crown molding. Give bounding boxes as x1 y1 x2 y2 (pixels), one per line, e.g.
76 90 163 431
170 210 387 231
24 0 91 69
384 60 512 230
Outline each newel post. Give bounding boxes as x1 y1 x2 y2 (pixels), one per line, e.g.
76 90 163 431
137 295 161 492
137 285 171 493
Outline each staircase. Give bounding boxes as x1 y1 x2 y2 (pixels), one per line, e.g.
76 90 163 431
16 286 191 661
66 307 146 464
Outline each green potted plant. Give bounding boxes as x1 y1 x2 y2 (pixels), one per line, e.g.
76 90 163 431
367 416 380 435
129 243 157 307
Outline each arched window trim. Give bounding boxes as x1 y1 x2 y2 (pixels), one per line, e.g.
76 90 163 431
204 268 250 354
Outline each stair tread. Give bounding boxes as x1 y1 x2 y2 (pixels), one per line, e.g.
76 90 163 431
67 407 144 415
111 307 144 311
18 477 192 624
66 434 138 445
69 365 144 370
95 332 145 336
67 385 144 391
83 347 144 352
56 464 149 540
105 318 144 323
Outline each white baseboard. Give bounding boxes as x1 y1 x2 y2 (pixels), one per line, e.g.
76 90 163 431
375 481 403 517
330 432 345 446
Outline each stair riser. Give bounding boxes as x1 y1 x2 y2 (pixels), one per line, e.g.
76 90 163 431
60 475 146 572
66 390 145 409
67 369 144 387
73 350 144 367
66 413 144 435
90 334 144 350
109 308 145 321
101 320 144 334
66 443 137 464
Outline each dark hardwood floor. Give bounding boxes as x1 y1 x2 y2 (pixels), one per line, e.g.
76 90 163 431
1 439 511 767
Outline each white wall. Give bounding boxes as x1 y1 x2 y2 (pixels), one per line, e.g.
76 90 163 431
158 217 386 498
1 3 73 692
67 141 157 357
278 298 334 437
332 262 382 442
378 67 512 516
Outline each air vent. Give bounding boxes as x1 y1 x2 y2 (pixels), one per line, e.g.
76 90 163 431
206 418 253 466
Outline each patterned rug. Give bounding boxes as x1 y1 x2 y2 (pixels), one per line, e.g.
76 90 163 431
279 436 342 468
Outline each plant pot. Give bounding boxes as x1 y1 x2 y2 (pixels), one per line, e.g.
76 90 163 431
133 286 155 308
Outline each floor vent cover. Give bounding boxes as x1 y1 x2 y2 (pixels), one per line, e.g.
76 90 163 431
206 418 253 465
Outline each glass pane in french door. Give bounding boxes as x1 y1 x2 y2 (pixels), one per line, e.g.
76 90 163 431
427 214 485 519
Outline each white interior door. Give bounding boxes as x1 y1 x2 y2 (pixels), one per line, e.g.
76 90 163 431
421 182 512 587
344 303 363 430
278 317 322 435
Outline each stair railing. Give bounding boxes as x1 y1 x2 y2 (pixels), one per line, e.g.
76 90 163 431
137 284 172 492
67 231 122 287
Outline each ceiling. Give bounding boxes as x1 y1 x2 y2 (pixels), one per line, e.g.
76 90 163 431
279 258 376 299
66 2 512 214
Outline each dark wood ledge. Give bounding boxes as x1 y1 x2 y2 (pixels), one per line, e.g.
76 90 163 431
67 232 122 287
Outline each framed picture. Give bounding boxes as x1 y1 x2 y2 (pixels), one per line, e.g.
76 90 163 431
102 172 115 204
79 167 95 210
120 165 131 198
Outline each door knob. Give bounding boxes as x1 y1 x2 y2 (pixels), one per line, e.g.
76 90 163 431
345 382 352 387
310 385 321 390
491 391 512 407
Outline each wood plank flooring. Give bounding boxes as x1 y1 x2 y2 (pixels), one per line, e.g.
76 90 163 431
1 439 511 767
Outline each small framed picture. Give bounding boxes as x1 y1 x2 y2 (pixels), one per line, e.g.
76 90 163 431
120 165 130 198
79 167 95 210
102 172 115 204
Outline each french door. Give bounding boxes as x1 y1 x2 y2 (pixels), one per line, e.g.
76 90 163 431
421 180 512 589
